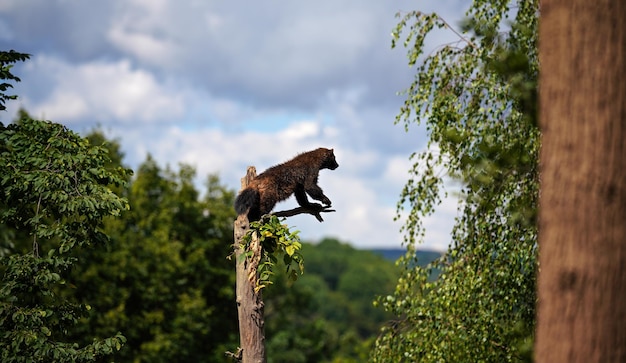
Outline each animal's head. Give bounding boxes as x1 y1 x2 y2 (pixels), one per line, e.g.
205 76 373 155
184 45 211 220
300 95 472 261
320 148 339 170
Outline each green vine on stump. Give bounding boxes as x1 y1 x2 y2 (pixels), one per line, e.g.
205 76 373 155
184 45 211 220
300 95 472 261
241 215 304 292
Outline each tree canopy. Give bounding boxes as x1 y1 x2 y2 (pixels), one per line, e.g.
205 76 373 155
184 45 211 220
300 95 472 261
373 1 539 362
64 150 240 362
0 115 130 362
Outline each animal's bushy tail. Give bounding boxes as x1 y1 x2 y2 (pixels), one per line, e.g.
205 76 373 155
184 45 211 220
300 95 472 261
234 187 259 215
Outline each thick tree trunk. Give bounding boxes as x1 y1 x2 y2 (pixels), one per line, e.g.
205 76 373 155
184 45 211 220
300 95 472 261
233 167 266 363
537 1 626 362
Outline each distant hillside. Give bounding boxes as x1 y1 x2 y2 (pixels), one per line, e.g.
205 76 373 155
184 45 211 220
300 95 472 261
369 248 442 267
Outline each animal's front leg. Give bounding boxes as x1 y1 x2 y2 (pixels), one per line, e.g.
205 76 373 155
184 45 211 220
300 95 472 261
306 185 332 206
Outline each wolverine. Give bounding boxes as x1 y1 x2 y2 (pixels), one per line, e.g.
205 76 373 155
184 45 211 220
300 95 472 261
234 148 339 221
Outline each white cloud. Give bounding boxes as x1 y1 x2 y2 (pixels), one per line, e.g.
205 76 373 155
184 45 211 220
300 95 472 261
2 0 470 250
382 156 412 187
106 0 180 69
422 187 460 250
278 121 320 140
107 27 175 68
21 55 185 124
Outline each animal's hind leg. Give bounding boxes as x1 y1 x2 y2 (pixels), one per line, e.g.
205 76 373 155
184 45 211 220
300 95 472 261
295 185 318 207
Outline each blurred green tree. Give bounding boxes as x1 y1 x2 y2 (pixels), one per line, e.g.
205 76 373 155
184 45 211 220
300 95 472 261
264 238 399 363
66 151 239 362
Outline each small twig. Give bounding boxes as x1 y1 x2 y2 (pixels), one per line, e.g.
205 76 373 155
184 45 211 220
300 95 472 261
435 13 478 49
33 194 42 258
273 204 336 222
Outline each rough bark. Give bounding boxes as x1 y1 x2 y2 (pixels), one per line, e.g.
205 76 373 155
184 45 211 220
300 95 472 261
233 166 266 363
537 1 626 362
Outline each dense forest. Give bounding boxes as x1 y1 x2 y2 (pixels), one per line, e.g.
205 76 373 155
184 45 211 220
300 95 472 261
1 0 549 361
0 111 440 362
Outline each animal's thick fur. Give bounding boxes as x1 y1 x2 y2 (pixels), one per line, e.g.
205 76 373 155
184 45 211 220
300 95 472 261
234 148 339 221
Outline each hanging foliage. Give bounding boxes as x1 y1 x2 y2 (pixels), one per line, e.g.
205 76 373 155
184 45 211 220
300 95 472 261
372 1 539 362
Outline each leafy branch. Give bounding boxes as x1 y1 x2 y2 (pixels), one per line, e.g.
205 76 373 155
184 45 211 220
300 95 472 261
0 50 30 112
241 215 304 292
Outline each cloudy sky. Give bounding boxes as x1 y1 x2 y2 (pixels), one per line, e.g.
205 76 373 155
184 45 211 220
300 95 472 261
0 0 466 250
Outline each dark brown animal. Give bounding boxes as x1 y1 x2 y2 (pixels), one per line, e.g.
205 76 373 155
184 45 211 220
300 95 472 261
234 148 339 221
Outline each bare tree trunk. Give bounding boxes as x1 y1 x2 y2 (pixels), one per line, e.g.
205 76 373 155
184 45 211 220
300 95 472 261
232 167 266 363
537 1 626 362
